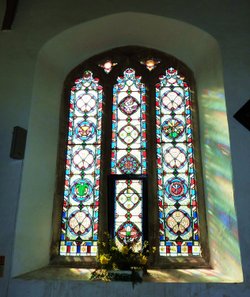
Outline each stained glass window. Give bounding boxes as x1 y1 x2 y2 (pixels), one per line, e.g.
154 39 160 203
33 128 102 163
57 48 205 264
59 71 103 256
111 68 147 249
156 68 200 256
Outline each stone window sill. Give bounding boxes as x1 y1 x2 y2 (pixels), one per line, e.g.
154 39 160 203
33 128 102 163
15 266 243 283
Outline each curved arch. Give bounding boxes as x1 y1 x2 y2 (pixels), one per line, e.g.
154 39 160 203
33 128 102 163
12 12 242 282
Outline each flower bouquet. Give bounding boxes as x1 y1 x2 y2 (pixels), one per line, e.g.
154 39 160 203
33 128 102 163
90 233 156 284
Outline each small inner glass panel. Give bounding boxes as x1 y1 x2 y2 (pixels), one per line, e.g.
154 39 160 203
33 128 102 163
114 179 143 251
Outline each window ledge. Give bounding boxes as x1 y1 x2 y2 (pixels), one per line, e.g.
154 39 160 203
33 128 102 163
15 266 243 283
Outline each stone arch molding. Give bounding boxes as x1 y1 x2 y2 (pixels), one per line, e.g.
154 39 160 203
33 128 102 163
12 12 243 282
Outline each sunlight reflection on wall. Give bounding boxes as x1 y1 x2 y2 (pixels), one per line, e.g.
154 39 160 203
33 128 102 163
199 88 242 281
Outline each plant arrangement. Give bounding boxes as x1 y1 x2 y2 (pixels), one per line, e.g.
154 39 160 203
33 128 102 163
90 233 156 284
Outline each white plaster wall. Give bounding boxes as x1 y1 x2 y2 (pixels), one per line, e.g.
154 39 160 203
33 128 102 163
0 1 249 296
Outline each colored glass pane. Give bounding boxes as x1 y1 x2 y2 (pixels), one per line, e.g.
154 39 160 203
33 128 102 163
156 68 200 256
60 71 103 256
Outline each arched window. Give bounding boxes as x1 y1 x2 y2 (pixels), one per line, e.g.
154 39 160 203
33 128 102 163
52 47 208 267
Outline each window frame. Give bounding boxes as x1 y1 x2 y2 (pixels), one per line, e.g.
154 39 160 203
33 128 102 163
50 46 210 269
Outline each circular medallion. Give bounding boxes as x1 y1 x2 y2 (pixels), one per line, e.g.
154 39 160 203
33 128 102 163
71 178 93 202
162 118 184 140
74 120 96 142
117 154 140 174
165 177 188 201
116 221 141 245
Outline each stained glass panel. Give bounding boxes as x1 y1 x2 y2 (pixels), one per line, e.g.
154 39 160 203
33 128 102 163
111 68 146 175
114 179 143 251
111 69 146 246
60 71 103 256
156 68 200 256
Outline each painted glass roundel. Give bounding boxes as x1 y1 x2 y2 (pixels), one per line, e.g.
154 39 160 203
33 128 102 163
76 93 96 114
68 210 92 235
117 154 140 174
118 124 140 145
116 221 141 245
71 178 93 202
164 146 186 169
162 118 184 140
73 148 95 171
118 96 139 115
165 177 188 201
166 210 191 235
74 120 96 142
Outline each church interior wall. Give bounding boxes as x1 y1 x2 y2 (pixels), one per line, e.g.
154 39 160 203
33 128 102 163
0 1 249 296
